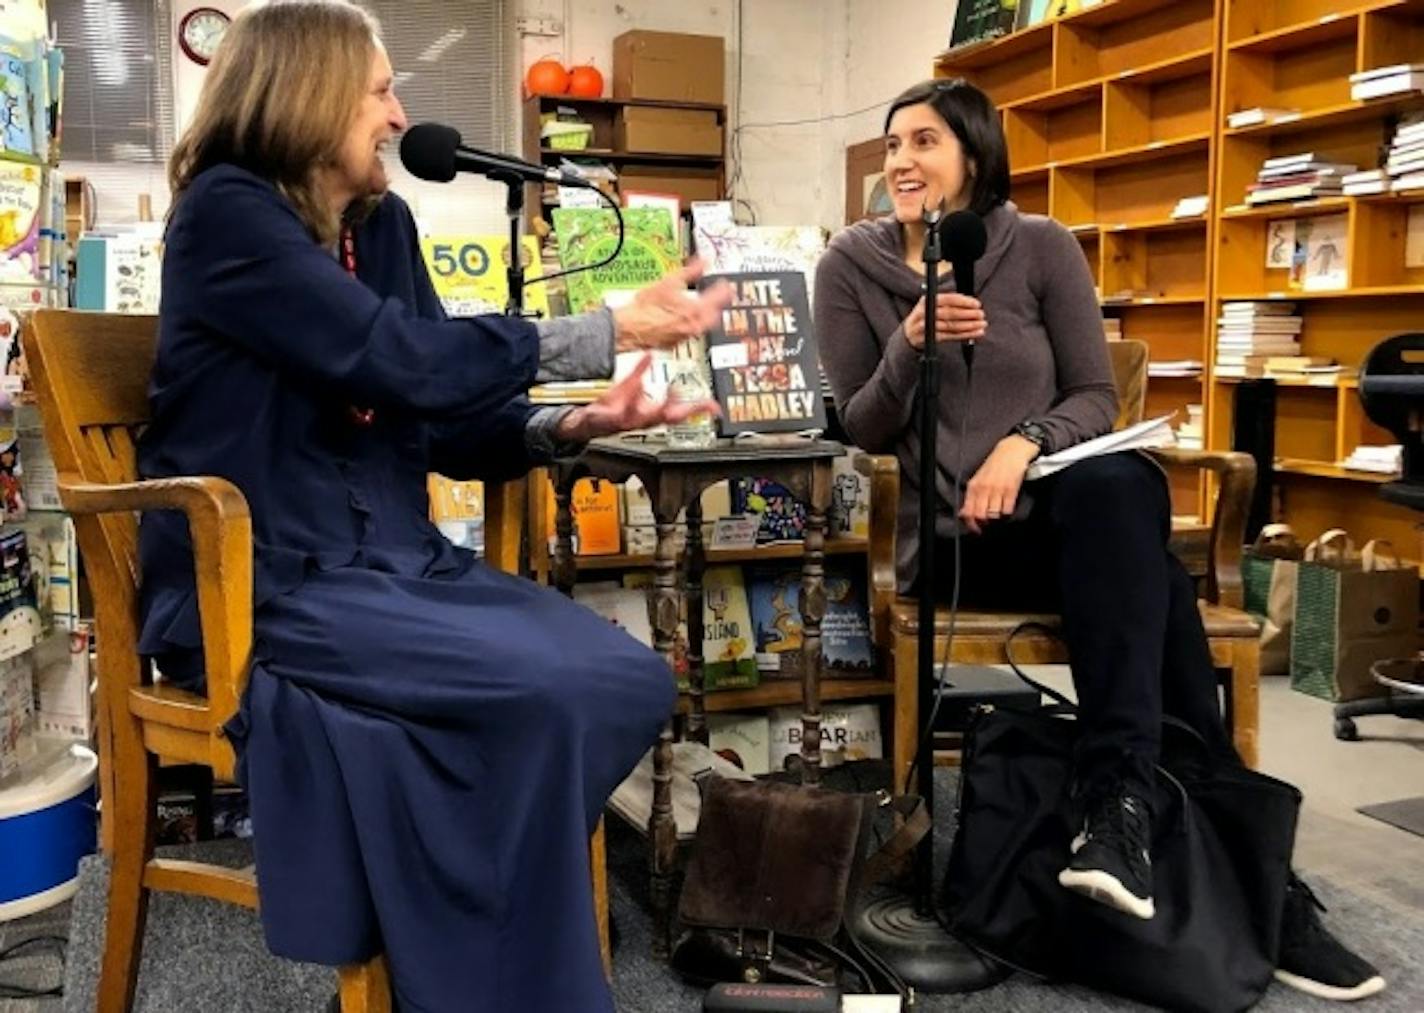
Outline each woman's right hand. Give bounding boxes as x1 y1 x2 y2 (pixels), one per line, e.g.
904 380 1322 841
611 257 733 353
902 293 986 349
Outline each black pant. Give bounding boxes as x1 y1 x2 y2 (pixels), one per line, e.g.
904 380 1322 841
922 452 1235 799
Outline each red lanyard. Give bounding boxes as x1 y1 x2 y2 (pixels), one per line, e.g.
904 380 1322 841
340 225 377 427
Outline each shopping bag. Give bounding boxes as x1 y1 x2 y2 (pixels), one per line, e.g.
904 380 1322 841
1291 534 1419 701
1242 524 1303 676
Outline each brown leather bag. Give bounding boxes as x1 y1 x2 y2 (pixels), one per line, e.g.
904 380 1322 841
670 774 925 995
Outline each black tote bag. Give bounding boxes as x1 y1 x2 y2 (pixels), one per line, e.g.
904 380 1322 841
942 706 1301 1013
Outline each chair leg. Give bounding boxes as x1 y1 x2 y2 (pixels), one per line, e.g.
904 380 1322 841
338 955 392 1013
892 629 920 795
96 722 157 1013
1229 640 1261 770
591 817 611 980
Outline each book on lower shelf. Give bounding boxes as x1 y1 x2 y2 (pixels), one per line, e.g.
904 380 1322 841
1340 445 1403 475
1350 64 1424 102
1147 360 1203 378
1227 107 1299 129
768 702 882 772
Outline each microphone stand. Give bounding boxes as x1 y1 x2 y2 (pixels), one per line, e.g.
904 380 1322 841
850 206 995 994
492 169 528 318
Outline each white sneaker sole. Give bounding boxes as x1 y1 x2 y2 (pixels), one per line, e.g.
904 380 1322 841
1058 868 1156 920
1273 969 1386 1002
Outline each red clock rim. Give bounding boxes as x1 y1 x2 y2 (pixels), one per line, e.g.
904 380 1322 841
178 6 231 67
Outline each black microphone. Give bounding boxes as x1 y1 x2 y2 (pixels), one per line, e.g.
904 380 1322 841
939 209 987 369
399 122 592 188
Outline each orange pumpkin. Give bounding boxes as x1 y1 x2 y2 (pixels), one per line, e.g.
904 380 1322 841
567 64 604 99
525 57 569 96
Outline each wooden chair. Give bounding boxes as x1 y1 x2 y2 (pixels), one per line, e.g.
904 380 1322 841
865 339 1262 794
22 309 606 1012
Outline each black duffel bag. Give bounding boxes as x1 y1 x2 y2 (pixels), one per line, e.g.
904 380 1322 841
943 701 1302 1013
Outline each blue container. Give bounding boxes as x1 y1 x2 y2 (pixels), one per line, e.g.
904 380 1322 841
0 743 97 921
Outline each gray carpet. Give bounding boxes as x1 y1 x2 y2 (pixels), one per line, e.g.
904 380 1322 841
1358 797 1424 839
0 768 1418 1011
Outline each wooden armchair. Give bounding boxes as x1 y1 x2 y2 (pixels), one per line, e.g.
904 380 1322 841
864 340 1262 794
22 309 601 1012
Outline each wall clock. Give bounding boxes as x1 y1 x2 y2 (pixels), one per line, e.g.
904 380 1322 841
178 7 231 67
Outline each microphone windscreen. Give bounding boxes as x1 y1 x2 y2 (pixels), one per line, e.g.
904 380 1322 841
940 209 987 261
399 123 463 183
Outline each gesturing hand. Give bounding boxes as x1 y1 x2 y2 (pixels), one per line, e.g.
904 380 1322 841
554 354 722 443
902 293 986 349
612 257 733 353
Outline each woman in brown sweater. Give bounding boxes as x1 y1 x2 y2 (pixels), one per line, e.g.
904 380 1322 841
815 78 1382 1003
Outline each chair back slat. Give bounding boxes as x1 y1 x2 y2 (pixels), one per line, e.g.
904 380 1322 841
1108 339 1149 430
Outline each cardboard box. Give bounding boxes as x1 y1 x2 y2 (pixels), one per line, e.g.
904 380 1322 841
616 106 723 157
618 166 722 211
613 30 725 104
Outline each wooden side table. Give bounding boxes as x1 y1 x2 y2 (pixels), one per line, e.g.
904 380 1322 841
552 435 846 957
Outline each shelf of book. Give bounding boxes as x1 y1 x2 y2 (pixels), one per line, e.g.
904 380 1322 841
674 678 895 716
572 538 870 572
939 0 1223 519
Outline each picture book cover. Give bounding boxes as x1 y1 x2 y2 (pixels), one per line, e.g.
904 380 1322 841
747 562 874 675
769 702 883 771
0 527 40 662
746 564 803 672
701 565 758 686
732 476 808 544
950 0 1020 49
552 206 680 314
699 271 827 436
0 160 42 284
419 234 550 319
0 39 35 158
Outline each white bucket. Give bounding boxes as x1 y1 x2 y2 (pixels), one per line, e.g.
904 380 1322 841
0 741 98 921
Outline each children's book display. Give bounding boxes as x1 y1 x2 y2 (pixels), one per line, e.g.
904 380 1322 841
418 234 550 318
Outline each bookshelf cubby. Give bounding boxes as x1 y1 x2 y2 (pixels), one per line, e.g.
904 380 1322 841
937 0 1222 518
1212 0 1424 557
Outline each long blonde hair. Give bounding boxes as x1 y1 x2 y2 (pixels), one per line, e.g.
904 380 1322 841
168 0 381 244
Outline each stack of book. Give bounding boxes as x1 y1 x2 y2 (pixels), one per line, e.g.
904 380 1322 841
1245 154 1356 204
1227 106 1299 129
1340 444 1403 475
1171 194 1209 219
1102 317 1122 342
1146 359 1203 378
1215 302 1302 376
1342 169 1390 196
1349 64 1424 102
1177 405 1203 451
1388 113 1424 192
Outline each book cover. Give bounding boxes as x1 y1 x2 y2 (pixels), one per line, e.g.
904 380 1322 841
707 712 771 776
0 528 40 662
700 271 827 436
0 160 41 284
830 453 870 539
746 564 803 672
701 565 759 687
822 566 875 673
769 702 883 771
572 580 654 649
950 0 1020 48
1303 213 1348 291
621 570 758 692
419 234 550 319
733 476 808 544
552 206 680 314
691 220 826 301
0 40 35 158
0 652 34 778
543 475 622 556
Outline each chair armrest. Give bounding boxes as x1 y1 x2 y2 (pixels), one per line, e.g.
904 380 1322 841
1143 447 1256 609
855 452 899 647
60 476 253 731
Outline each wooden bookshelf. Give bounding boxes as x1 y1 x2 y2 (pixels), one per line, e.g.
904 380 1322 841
936 0 1224 518
1210 0 1424 554
521 94 727 223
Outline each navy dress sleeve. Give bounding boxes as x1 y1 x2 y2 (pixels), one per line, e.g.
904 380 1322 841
164 167 539 416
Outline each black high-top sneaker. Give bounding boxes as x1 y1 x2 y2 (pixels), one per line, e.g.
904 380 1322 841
1275 875 1386 1002
1057 789 1155 920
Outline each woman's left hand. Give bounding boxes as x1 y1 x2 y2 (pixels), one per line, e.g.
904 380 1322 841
959 435 1040 534
553 354 721 443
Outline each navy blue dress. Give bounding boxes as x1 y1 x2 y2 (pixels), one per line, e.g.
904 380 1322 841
137 164 674 1012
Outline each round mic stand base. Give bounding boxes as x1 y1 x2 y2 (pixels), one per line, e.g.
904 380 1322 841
851 885 1009 994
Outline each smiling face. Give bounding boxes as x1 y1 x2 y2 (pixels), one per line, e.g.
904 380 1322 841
884 102 974 223
328 43 408 210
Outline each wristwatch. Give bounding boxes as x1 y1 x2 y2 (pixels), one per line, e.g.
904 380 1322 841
1012 420 1049 458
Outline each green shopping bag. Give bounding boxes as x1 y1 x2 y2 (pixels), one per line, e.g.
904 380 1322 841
1291 534 1419 702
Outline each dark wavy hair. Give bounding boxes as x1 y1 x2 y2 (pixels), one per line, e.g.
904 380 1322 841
883 78 1010 215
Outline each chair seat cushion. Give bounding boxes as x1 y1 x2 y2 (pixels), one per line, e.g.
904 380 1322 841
890 599 1259 639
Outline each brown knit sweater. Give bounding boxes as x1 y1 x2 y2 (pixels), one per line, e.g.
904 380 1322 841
814 202 1117 590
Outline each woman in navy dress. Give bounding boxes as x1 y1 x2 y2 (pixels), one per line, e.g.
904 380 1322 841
137 3 727 1010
